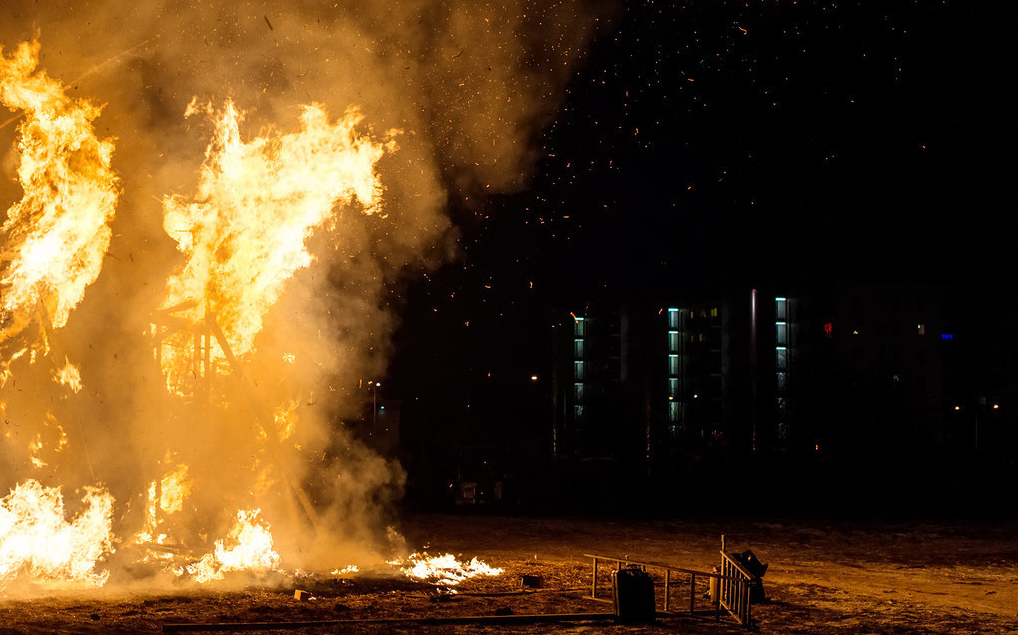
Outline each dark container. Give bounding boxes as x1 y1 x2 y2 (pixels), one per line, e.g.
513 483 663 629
612 566 656 624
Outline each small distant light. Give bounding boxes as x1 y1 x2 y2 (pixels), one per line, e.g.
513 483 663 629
530 375 539 381
376 382 381 387
954 406 961 411
379 406 385 411
993 404 1000 410
693 393 699 399
941 334 953 341
853 330 859 335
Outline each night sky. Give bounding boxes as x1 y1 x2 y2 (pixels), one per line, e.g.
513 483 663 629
388 1 1008 434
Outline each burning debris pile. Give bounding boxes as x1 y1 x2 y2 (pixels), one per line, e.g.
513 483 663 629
393 552 504 588
1 1 608 594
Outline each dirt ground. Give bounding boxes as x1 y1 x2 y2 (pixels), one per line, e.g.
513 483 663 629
2 514 1017 634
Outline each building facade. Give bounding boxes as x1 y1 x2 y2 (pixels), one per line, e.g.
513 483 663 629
551 282 955 479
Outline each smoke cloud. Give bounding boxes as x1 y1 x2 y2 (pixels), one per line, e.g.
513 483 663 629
0 0 612 589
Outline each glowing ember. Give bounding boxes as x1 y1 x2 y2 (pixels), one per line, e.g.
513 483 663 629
157 99 396 393
185 510 280 583
0 40 118 336
393 552 503 586
51 358 82 394
0 480 114 589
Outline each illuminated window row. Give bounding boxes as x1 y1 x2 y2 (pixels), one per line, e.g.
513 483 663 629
667 308 680 423
573 315 585 420
776 297 789 443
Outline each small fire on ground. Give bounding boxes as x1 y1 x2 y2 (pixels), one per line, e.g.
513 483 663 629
391 552 504 587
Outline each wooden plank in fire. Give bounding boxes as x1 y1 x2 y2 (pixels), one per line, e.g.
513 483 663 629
149 313 193 331
205 312 322 534
156 299 200 315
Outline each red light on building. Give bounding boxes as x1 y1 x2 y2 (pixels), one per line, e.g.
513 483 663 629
823 322 833 338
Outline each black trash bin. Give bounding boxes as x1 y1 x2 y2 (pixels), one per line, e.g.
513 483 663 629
730 550 768 603
612 565 656 624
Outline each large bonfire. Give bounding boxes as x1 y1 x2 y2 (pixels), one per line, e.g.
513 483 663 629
0 0 602 593
1 39 403 590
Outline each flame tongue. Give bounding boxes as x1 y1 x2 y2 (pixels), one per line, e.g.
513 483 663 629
0 40 118 334
185 509 280 583
395 552 504 587
159 100 396 389
0 480 115 589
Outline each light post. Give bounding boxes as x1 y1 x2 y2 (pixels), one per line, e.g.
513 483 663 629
371 381 380 434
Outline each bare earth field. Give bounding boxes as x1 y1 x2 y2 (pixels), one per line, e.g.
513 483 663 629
2 514 1017 634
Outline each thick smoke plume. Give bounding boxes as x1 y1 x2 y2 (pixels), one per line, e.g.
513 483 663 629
0 0 611 590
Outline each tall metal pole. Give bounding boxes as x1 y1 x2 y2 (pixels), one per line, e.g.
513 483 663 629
749 289 757 453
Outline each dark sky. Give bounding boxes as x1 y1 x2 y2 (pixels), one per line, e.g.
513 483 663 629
388 1 1009 426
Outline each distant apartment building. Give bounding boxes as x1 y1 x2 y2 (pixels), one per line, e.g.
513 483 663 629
550 282 955 471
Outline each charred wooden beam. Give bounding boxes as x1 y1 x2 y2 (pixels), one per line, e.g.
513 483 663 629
205 312 322 533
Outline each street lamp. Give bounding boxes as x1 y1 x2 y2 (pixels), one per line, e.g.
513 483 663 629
371 381 380 434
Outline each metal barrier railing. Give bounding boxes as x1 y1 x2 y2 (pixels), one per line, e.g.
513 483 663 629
718 549 754 626
584 552 754 627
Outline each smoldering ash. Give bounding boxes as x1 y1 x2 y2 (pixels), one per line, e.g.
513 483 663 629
0 1 610 591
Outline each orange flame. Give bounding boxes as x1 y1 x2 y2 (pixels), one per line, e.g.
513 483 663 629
157 99 396 393
185 509 280 583
392 552 504 586
0 480 115 589
0 41 118 335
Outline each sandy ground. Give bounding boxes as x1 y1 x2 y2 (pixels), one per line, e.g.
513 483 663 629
2 514 1017 634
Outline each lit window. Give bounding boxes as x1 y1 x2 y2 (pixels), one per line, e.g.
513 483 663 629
573 317 585 337
776 322 787 345
917 323 925 335
775 297 787 320
668 330 679 352
668 354 679 375
574 338 584 357
667 308 679 329
823 322 833 338
573 360 585 381
573 383 584 401
668 377 679 397
776 347 787 370
669 401 679 422
710 307 718 317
